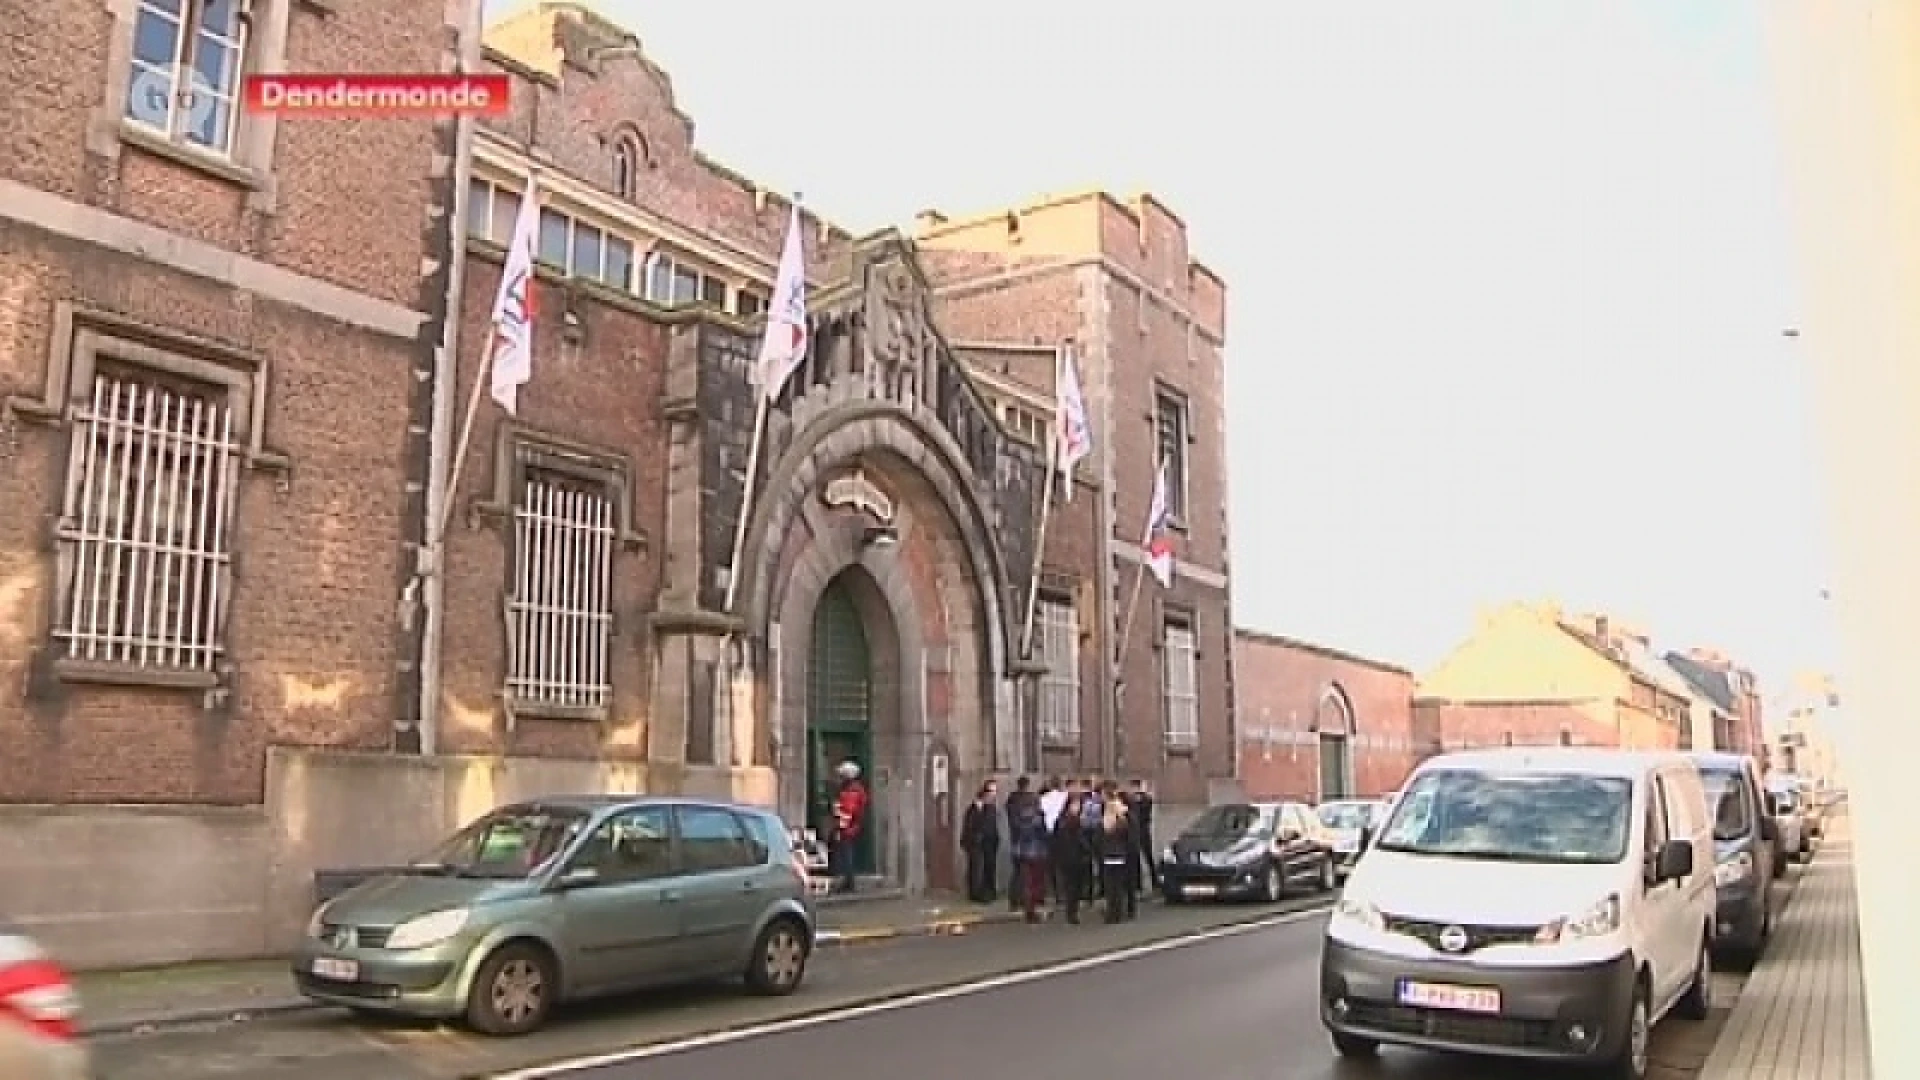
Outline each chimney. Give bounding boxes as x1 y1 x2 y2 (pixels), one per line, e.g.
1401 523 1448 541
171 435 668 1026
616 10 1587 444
1594 614 1610 644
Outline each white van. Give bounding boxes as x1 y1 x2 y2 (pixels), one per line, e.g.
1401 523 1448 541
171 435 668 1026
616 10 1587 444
1320 749 1716 1080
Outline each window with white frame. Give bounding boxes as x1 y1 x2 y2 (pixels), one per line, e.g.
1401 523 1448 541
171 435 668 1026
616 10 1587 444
125 0 249 157
643 251 728 309
735 289 766 318
1163 617 1199 749
55 363 242 673
1037 596 1080 745
506 460 617 712
467 179 635 294
1154 386 1190 521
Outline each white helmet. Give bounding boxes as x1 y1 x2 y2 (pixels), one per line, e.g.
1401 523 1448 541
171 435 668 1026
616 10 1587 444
837 760 861 779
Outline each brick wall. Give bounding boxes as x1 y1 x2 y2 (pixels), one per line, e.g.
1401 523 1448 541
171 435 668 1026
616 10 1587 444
1235 630 1418 801
1413 698 1619 752
916 194 1235 803
0 0 451 803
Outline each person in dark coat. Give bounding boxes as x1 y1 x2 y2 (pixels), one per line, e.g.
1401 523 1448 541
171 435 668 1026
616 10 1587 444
1098 786 1138 923
961 779 1001 903
1004 776 1037 911
1007 789 1050 923
1051 792 1093 924
1127 777 1160 894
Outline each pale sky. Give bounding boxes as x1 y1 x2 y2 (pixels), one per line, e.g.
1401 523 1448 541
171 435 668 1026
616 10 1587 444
535 0 1838 689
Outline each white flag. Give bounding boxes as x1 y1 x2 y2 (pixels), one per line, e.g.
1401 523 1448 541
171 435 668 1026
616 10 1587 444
1053 345 1092 500
757 203 809 401
488 174 540 414
1142 457 1175 588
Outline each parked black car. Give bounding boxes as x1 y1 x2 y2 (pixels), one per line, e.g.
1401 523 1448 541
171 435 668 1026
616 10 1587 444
1158 801 1338 903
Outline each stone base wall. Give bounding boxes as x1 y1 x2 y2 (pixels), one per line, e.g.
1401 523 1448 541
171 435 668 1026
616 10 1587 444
0 748 653 971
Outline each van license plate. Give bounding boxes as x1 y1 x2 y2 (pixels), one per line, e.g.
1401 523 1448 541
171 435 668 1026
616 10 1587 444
1183 883 1217 897
312 957 359 982
1398 980 1500 1014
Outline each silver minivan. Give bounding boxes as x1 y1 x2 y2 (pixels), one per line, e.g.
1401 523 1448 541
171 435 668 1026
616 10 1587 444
295 796 816 1035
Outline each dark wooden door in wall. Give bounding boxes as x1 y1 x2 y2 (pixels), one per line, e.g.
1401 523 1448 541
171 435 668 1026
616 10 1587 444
808 576 874 873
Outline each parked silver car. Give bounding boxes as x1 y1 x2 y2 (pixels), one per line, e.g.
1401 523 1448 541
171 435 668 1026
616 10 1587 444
295 796 816 1035
1765 781 1810 869
0 926 89 1080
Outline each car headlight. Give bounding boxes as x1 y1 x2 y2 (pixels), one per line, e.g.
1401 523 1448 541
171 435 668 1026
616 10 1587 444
1333 896 1385 931
1715 851 1754 887
1534 894 1621 944
305 903 332 939
385 908 470 950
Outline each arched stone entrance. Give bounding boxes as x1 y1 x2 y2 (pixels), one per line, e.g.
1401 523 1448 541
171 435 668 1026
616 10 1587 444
1316 684 1357 800
736 407 1017 894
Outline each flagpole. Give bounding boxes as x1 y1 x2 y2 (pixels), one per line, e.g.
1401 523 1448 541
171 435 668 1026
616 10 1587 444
723 192 802 615
1113 557 1151 677
439 337 497 540
723 390 772 613
1019 431 1060 660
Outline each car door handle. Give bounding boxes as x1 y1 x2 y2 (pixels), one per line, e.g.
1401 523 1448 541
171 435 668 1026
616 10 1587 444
661 889 683 903
741 880 762 892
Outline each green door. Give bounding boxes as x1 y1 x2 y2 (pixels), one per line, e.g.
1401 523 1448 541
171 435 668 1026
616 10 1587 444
808 577 875 873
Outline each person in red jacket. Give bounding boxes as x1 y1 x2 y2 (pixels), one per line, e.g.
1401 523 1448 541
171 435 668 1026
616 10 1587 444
830 760 869 894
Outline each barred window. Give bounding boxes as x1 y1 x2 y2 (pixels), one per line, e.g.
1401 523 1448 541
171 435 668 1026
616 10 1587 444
1037 597 1080 746
1163 618 1199 749
55 367 240 672
506 464 616 711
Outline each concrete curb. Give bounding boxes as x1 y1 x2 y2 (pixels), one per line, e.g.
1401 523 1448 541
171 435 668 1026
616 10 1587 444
83 897 1328 1039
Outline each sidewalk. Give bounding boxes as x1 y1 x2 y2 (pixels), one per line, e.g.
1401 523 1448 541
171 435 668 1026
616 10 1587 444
74 890 1019 1037
1699 812 1870 1080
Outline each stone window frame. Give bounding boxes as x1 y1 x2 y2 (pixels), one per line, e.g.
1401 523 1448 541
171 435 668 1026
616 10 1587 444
87 0 323 208
471 423 647 721
1151 381 1192 528
1034 582 1082 749
5 303 290 691
1158 603 1200 754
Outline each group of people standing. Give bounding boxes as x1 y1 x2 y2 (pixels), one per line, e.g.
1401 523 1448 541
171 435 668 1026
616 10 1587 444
961 775 1159 925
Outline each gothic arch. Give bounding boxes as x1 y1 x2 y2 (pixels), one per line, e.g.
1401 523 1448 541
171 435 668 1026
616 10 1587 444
1315 682 1357 799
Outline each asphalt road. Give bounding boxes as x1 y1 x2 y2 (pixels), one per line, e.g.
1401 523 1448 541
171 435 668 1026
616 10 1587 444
87 894 1336 1080
533 911 1749 1080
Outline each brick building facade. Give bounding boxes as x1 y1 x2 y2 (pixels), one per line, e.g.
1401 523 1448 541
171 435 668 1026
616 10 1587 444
1234 631 1420 802
0 0 1237 966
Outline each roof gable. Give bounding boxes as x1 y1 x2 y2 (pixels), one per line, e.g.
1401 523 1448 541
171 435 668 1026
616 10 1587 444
1663 652 1737 712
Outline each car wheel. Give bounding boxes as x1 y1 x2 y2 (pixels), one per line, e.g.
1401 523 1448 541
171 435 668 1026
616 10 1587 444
465 942 556 1036
745 918 810 996
1317 856 1338 892
1330 1031 1378 1058
1260 864 1284 903
1600 983 1652 1080
1678 937 1713 1021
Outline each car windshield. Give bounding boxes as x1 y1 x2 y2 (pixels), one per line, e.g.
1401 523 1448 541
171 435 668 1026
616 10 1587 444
1317 803 1374 830
1375 769 1633 865
1701 769 1752 841
414 806 593 879
1182 804 1271 839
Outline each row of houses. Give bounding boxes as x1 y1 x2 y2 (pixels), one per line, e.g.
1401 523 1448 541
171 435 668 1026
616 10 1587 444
1235 600 1771 805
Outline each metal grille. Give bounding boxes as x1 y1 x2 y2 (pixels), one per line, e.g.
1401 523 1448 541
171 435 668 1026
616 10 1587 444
507 468 614 709
1163 622 1199 748
57 371 238 670
1037 598 1080 744
808 580 870 729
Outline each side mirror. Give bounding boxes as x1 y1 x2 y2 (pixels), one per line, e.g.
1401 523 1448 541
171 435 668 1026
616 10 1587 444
552 866 601 891
1654 839 1694 883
